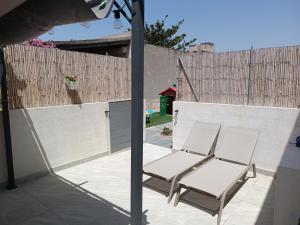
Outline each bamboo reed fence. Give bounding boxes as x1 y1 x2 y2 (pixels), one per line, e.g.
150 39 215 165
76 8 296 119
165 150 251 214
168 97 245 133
1 45 131 109
1 44 299 109
177 45 300 108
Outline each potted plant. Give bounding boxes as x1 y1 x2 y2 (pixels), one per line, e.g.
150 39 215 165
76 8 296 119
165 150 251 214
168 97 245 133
161 127 172 136
65 74 78 90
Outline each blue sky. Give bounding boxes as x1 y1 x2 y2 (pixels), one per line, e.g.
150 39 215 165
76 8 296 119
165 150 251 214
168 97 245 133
40 0 300 52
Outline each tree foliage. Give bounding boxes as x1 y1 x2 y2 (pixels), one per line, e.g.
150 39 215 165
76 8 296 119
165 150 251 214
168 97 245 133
144 15 196 51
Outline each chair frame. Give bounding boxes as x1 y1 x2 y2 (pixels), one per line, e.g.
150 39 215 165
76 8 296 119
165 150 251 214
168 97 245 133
173 157 257 225
143 150 213 203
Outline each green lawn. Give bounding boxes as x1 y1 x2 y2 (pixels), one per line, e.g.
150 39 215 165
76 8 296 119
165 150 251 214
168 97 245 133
146 112 172 128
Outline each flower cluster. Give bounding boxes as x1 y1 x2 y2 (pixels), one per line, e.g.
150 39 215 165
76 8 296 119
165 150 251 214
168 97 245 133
25 38 55 48
65 74 78 82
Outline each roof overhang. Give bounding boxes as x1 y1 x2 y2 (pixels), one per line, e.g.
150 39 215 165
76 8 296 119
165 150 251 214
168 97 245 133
0 0 26 17
0 0 115 46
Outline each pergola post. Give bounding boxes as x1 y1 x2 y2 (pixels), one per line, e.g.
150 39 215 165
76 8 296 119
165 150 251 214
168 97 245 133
130 0 144 225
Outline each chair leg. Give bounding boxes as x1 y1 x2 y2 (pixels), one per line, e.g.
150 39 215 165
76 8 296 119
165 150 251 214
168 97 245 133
168 176 178 203
241 174 247 182
217 193 226 225
173 186 182 206
252 163 256 178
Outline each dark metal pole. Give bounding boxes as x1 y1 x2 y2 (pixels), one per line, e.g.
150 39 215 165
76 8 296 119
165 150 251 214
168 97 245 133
247 46 253 105
130 0 144 225
124 0 136 17
0 48 16 190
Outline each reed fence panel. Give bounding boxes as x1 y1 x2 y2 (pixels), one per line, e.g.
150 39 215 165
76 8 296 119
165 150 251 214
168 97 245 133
178 45 300 108
1 45 131 109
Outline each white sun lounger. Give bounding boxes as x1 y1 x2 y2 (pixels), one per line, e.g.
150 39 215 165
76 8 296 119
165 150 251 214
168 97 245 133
143 121 221 202
174 126 259 225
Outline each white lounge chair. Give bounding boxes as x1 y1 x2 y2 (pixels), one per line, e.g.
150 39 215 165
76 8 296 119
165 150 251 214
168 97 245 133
174 126 259 225
143 121 221 203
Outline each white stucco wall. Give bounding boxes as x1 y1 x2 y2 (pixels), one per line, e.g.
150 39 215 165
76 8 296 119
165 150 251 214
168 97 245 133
173 101 300 173
8 102 110 180
273 114 300 225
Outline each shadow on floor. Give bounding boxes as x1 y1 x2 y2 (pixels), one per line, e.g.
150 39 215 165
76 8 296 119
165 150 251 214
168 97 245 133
0 174 148 225
254 181 275 225
179 180 247 216
143 177 172 197
143 176 249 216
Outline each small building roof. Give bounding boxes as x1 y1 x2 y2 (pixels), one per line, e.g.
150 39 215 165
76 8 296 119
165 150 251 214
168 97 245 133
159 87 176 96
53 32 132 49
53 32 132 57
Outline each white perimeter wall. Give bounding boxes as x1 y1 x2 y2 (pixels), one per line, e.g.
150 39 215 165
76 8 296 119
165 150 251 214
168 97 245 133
173 101 300 173
4 102 110 181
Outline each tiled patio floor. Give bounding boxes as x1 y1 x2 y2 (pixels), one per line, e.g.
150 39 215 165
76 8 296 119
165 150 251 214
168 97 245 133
0 143 274 225
145 122 172 148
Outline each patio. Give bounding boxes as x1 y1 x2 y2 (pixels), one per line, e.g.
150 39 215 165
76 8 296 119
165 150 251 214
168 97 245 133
145 122 172 148
0 143 274 225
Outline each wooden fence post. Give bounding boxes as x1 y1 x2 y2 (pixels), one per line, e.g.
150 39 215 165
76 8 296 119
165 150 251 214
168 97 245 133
178 57 199 102
247 46 254 105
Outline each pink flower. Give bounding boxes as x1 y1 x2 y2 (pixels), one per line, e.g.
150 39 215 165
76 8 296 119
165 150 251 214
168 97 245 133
24 38 56 48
